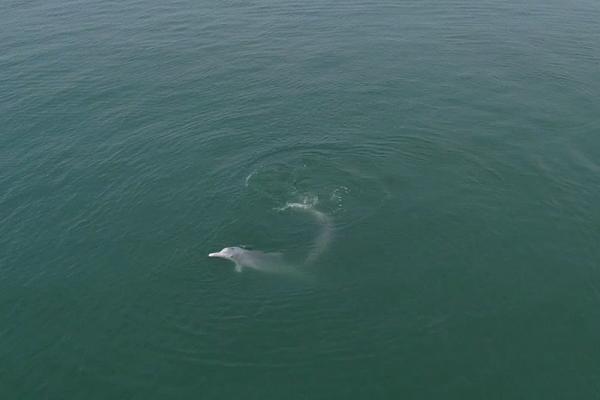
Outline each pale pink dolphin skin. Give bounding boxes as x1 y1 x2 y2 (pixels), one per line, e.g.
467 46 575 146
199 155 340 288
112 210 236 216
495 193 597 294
209 246 285 273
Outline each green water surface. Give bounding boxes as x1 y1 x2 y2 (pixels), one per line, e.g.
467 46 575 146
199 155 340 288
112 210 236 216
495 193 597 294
1 0 600 398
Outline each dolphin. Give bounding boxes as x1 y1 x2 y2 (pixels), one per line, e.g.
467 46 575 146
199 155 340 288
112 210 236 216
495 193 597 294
209 201 332 274
209 247 287 273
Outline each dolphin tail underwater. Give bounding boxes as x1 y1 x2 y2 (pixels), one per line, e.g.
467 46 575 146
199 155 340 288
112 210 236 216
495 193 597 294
278 202 332 264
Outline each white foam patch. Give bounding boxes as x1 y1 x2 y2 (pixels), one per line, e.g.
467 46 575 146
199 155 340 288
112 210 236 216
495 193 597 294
275 195 319 212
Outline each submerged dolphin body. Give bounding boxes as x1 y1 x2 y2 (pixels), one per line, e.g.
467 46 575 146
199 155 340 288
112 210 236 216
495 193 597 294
281 202 332 264
209 202 332 273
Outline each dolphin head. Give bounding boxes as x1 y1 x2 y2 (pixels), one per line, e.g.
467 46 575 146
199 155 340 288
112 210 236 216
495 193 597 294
208 247 242 261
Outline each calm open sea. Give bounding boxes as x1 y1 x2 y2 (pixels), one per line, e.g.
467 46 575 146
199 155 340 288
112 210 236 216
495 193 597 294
2 0 600 398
